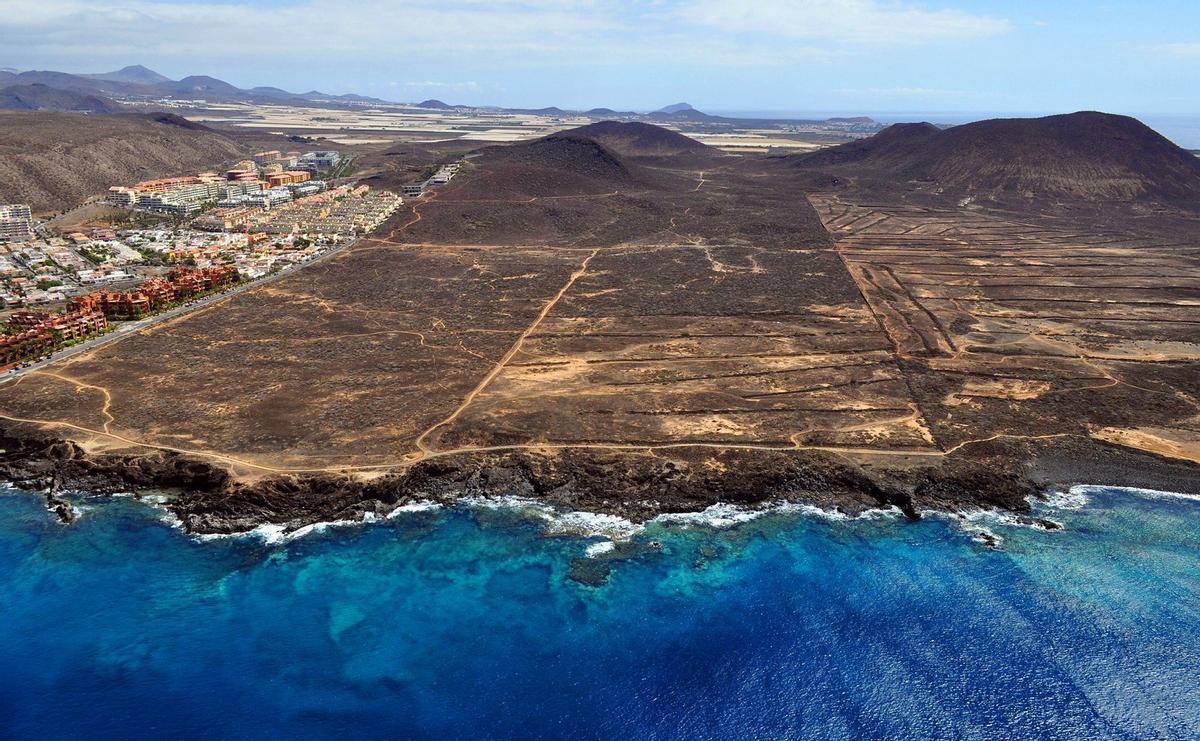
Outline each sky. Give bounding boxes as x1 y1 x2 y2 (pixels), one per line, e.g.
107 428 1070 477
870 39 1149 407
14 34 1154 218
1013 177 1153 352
2 0 1198 116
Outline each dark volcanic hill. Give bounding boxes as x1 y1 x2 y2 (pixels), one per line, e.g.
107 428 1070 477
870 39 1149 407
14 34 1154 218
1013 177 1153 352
561 121 712 157
0 84 118 113
789 112 1200 204
500 133 635 180
795 122 940 168
462 131 650 199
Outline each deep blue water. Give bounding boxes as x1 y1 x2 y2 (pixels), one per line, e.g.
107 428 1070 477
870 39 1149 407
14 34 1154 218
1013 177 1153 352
2 486 1199 739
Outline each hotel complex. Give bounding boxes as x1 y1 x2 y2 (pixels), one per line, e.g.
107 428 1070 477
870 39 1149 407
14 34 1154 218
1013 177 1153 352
0 146 466 370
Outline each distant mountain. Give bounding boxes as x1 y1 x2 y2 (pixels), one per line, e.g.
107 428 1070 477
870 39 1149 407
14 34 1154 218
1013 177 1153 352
583 107 645 118
0 65 384 106
1 70 125 94
562 121 712 157
334 93 382 103
0 65 872 129
513 106 570 116
0 83 119 113
653 108 718 122
85 65 171 85
248 85 296 98
789 111 1200 204
645 104 730 124
167 75 243 96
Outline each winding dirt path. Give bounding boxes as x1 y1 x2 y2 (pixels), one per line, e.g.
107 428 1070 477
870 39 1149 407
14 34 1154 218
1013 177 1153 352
412 247 602 453
29 370 115 433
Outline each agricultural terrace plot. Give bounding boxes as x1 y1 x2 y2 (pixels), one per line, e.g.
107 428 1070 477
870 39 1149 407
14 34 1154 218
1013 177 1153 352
428 243 936 452
810 194 1200 462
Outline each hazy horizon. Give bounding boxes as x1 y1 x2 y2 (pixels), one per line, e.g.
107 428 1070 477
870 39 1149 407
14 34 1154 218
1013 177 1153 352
3 0 1198 116
9 55 1200 146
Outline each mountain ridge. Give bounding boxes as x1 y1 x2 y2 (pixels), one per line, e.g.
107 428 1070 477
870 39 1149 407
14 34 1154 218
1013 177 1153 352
0 83 119 113
0 66 386 106
788 111 1200 204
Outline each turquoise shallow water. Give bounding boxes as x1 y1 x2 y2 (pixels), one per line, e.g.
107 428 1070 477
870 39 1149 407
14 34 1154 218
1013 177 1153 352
1 486 1199 739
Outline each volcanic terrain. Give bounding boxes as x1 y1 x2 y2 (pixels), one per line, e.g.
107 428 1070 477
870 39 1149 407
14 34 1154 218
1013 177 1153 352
788 111 1200 207
0 116 1196 533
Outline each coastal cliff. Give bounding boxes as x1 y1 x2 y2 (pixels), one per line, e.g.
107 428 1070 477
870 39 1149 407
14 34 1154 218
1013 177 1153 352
2 421 1195 535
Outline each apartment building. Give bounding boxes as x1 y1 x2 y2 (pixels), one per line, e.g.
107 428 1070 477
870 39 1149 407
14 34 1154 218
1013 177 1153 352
0 204 35 242
295 151 342 172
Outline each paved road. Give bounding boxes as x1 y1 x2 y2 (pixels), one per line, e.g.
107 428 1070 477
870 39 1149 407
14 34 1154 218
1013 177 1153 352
0 236 360 386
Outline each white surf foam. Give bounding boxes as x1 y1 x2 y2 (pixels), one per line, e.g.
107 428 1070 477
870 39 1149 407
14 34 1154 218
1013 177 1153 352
544 510 642 539
464 495 642 539
648 501 889 529
1040 487 1092 510
385 500 442 518
929 511 1006 548
1072 484 1200 503
585 541 617 558
652 503 770 529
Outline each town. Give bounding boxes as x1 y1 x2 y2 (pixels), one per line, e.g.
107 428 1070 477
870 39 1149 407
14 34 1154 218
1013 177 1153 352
0 149 460 371
0 265 238 369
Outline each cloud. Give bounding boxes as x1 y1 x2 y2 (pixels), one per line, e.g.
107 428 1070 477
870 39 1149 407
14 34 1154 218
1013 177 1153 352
390 81 482 94
1155 42 1200 58
0 0 1012 76
833 86 982 98
673 0 1011 44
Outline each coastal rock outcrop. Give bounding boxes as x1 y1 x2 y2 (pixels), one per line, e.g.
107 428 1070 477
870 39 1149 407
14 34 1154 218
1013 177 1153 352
2 421 1195 537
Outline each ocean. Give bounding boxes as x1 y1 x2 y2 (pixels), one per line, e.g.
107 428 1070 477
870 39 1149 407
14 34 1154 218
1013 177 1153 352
2 485 1199 739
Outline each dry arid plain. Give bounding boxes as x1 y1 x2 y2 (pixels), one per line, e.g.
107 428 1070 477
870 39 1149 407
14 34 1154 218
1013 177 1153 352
0 119 1197 530
0 146 889 473
185 101 859 152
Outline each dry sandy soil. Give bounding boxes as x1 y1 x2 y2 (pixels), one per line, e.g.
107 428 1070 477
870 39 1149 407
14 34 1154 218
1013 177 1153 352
0 152 887 473
812 195 1200 463
0 134 1196 520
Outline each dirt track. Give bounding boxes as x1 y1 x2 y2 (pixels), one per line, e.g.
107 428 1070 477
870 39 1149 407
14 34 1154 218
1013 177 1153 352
0 149 1197 485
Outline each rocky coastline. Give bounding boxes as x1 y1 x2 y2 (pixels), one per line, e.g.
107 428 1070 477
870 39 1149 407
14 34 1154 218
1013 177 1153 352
1 421 1196 536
